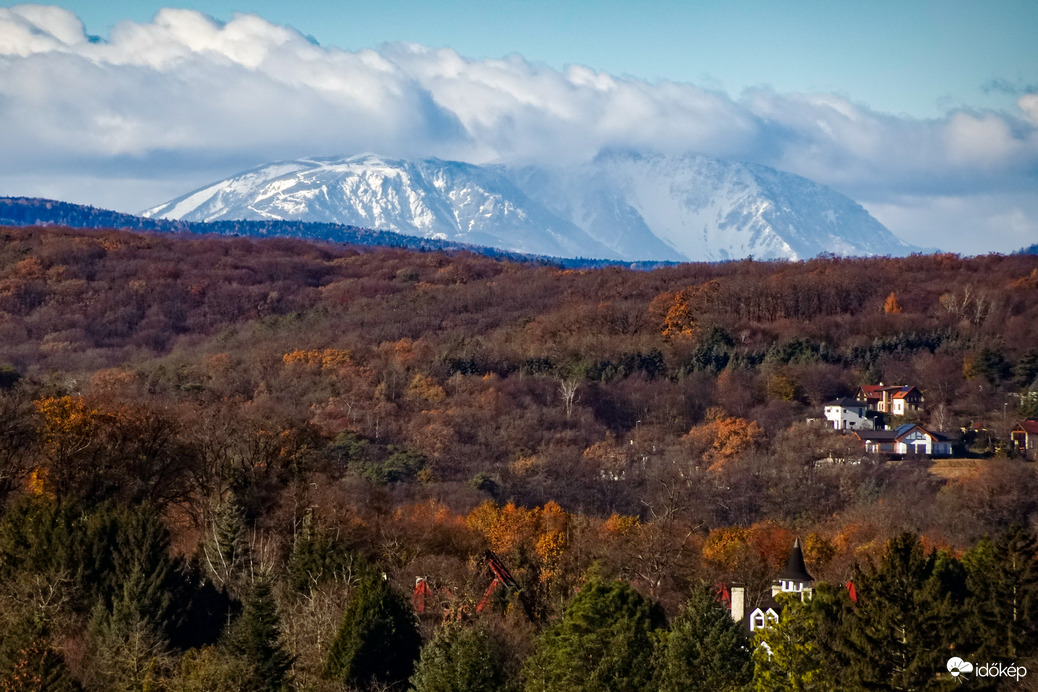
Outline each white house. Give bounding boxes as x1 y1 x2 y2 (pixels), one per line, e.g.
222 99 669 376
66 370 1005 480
823 397 876 431
729 538 814 634
854 423 956 456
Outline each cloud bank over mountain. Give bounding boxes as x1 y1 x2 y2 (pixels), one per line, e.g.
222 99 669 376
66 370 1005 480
1 5 1036 254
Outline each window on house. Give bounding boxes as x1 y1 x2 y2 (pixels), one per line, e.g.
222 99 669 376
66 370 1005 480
750 609 767 631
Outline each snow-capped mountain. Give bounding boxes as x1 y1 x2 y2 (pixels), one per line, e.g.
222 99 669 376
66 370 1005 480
142 155 618 260
143 152 917 261
510 151 917 261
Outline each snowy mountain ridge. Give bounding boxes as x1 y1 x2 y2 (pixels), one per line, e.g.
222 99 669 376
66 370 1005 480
143 152 917 262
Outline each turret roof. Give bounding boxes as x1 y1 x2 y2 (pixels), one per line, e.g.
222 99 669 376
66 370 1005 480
778 537 813 583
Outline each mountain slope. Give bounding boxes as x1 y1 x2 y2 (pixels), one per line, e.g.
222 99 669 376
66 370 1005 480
144 153 918 261
144 155 621 260
507 151 915 261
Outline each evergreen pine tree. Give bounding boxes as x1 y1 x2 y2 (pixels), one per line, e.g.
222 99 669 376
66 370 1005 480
410 623 512 692
81 504 178 627
91 590 169 692
286 512 354 593
1012 349 1038 389
963 526 1038 661
223 577 293 691
203 493 251 597
656 585 751 692
804 581 855 687
843 533 966 691
325 573 421 689
0 497 77 584
86 505 182 690
522 577 666 692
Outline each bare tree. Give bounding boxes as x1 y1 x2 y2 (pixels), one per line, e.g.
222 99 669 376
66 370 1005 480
558 378 580 419
930 403 951 432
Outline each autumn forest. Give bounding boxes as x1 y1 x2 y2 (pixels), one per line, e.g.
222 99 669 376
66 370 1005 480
1 225 1037 690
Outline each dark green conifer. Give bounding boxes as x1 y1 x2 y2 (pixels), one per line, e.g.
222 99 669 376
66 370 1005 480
81 503 177 625
203 493 251 597
806 581 855 686
656 585 751 692
1013 349 1038 389
286 511 354 593
0 497 77 583
325 573 421 689
843 533 966 691
223 577 293 691
963 526 1038 661
0 364 20 390
522 577 666 692
410 623 512 692
87 505 181 690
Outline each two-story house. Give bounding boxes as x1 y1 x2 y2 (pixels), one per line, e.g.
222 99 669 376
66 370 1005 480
1011 419 1038 460
856 384 925 416
823 397 878 430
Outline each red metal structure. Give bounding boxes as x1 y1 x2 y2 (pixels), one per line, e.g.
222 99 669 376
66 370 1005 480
414 550 532 621
413 577 435 615
476 550 521 613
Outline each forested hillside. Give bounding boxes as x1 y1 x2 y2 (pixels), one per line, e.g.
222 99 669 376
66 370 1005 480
1 225 1037 690
0 196 650 268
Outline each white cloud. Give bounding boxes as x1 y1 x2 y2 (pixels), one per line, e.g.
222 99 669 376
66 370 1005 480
0 5 1036 253
1018 93 1038 125
943 111 1017 166
864 191 1038 255
0 4 86 53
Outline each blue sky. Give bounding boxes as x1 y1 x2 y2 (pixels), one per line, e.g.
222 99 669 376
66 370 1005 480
0 2 1036 254
44 0 1038 117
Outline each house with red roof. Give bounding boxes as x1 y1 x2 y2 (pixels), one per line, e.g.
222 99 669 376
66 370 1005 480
1011 419 1038 460
856 384 925 416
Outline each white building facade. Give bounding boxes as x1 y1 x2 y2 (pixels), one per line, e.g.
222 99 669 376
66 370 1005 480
823 397 875 431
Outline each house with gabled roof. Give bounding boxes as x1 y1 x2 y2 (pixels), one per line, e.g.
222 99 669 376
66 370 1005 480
856 384 925 416
853 423 956 456
1011 419 1038 460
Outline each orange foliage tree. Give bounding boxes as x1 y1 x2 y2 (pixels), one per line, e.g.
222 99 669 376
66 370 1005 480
702 521 796 599
389 500 481 561
650 280 720 338
33 396 116 497
282 348 353 369
684 408 764 471
465 500 572 589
